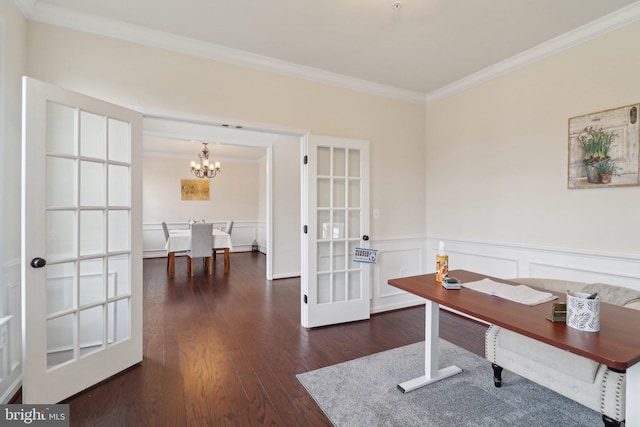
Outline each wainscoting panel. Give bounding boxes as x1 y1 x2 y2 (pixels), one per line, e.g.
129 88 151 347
0 260 21 403
427 237 640 291
143 221 261 258
370 238 427 313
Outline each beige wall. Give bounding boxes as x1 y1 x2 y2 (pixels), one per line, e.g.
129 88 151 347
26 21 427 246
25 21 427 278
1 1 27 262
426 22 640 254
144 155 260 224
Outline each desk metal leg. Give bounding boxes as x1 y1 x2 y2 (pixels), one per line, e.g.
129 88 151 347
398 300 462 393
224 248 230 273
627 363 639 426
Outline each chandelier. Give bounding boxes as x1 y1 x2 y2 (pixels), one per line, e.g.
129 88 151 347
190 142 221 179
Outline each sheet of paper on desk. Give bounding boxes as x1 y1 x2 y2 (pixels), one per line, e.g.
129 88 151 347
462 278 558 306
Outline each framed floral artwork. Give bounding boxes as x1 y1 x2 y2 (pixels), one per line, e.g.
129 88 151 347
568 104 640 189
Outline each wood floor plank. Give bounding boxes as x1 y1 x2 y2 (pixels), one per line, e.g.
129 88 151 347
45 253 488 426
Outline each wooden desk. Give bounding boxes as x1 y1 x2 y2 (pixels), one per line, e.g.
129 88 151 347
165 229 232 277
388 270 640 425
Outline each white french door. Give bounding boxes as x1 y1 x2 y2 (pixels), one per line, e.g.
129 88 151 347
301 135 370 328
21 77 143 403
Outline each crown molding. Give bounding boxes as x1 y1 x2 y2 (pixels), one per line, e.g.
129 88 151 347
16 1 426 105
425 1 640 104
17 0 640 106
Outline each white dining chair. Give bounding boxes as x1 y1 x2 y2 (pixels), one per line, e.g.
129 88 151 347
187 223 214 277
213 221 233 260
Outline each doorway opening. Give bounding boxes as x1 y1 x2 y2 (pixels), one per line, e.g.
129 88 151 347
142 112 307 280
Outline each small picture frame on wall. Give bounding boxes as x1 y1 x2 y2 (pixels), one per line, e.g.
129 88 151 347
181 179 210 200
568 103 640 189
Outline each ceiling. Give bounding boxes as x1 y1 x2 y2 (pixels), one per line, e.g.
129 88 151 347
19 0 640 98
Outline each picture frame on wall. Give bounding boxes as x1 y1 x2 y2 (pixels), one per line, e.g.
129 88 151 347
181 179 210 200
568 103 640 189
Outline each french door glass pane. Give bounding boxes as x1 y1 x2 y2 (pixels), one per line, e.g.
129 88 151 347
80 210 104 256
108 210 130 252
108 165 130 207
348 210 361 239
332 241 346 270
348 180 360 208
334 210 346 238
333 178 345 207
108 255 130 298
333 148 345 176
46 262 75 315
317 178 330 208
79 258 104 307
79 306 104 357
317 242 330 272
47 157 76 207
108 118 130 163
317 147 330 175
349 271 362 300
46 211 76 260
333 272 346 301
47 314 74 369
108 298 130 344
46 102 75 155
80 111 105 159
317 273 330 304
80 161 105 206
348 149 360 177
318 210 330 239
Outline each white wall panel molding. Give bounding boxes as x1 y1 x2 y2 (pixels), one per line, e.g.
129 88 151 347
427 236 640 291
369 237 427 314
1 259 21 403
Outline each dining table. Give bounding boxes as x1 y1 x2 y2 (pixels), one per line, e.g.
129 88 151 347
165 228 233 278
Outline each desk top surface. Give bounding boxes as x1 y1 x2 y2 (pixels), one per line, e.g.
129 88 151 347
389 269 640 370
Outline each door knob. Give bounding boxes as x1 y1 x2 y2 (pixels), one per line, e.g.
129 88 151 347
362 235 369 241
30 257 47 268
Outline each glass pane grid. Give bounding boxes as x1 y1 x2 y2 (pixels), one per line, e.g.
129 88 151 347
45 104 134 371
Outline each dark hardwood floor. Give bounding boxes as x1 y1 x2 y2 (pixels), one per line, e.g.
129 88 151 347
59 252 487 426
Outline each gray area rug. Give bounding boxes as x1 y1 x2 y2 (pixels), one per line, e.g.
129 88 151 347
297 340 602 426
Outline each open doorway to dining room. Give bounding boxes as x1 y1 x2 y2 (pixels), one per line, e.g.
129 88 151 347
141 113 306 280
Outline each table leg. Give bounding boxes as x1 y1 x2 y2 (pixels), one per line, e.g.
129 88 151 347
397 300 462 393
224 248 230 274
627 363 640 426
169 252 175 278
